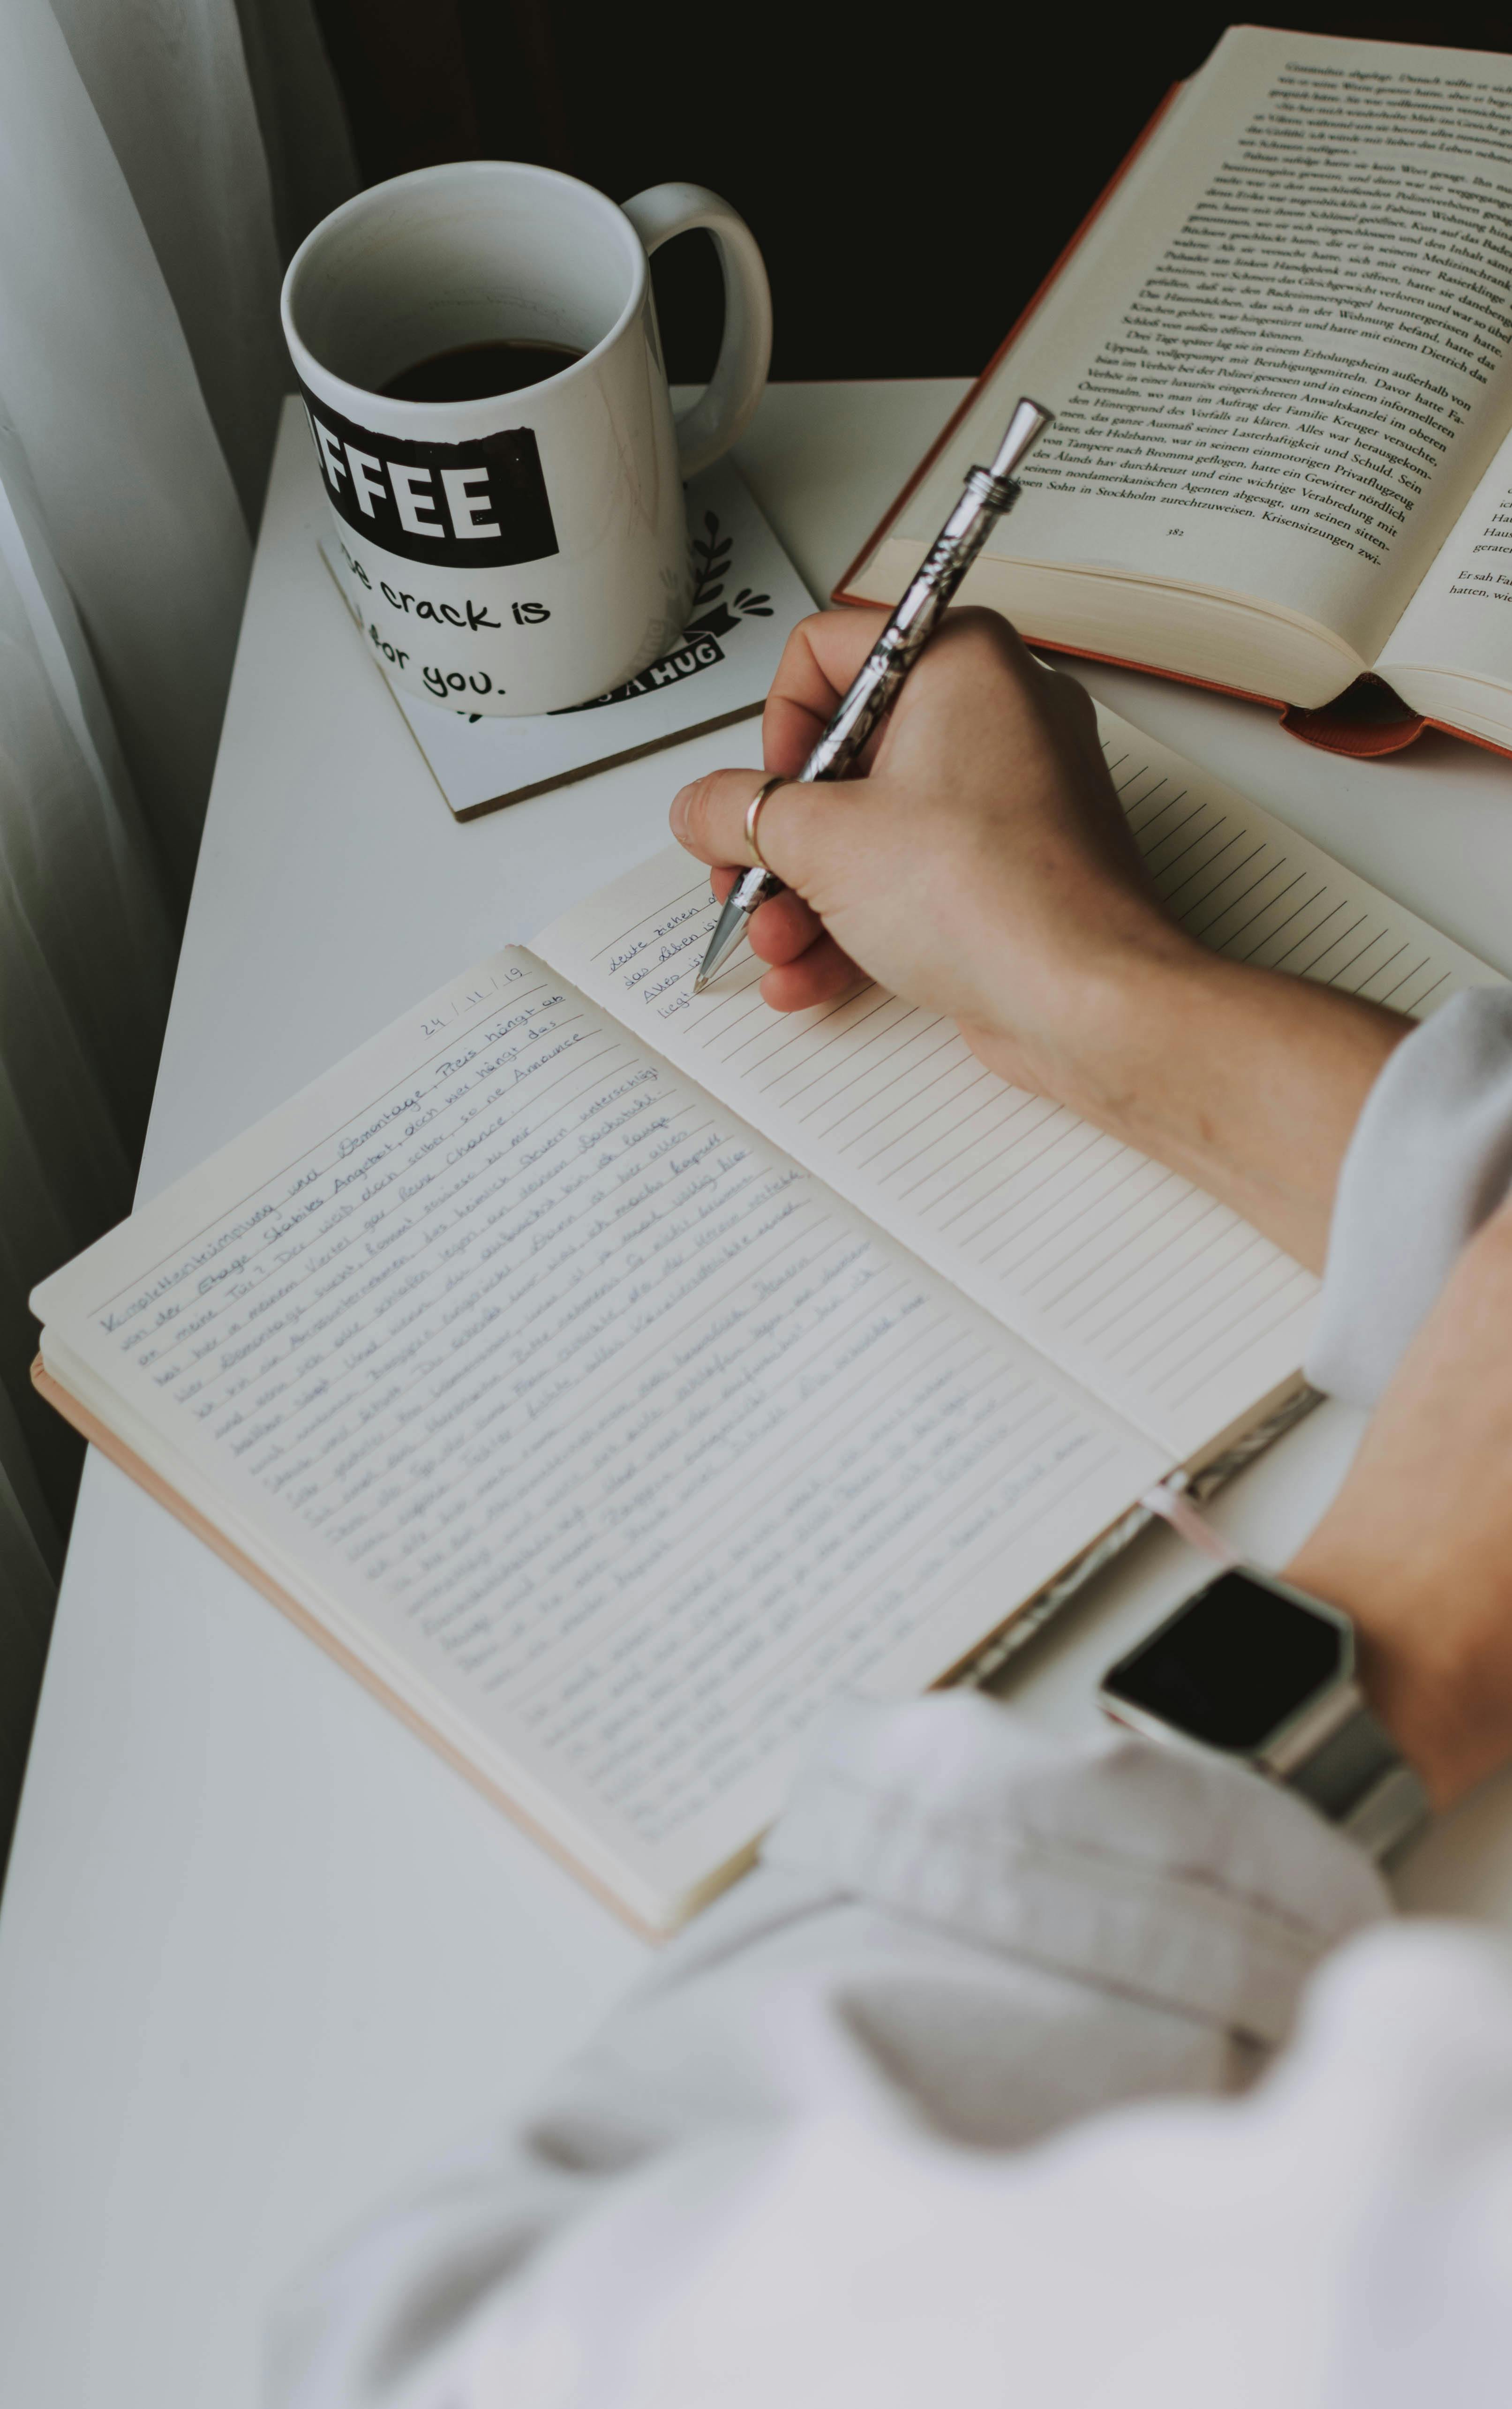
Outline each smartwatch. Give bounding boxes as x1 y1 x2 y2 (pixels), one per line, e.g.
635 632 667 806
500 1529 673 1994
1098 1565 1430 1862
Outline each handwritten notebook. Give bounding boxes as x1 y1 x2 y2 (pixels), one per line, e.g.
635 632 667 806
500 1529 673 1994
30 705 1500 1932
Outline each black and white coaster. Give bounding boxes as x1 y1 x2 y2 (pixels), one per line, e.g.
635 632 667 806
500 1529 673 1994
320 459 816 819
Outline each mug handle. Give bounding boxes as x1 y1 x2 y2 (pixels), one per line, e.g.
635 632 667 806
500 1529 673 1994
620 183 772 477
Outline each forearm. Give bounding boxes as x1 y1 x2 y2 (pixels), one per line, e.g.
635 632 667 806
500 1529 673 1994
980 945 1409 1275
1027 966 1512 1810
1284 1193 1512 1807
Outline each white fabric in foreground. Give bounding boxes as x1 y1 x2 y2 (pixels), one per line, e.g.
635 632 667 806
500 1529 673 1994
1308 986 1512 1405
271 1696 1393 2407
395 1925 1512 2409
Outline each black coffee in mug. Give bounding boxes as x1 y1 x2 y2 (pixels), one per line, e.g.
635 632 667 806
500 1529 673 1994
380 337 586 404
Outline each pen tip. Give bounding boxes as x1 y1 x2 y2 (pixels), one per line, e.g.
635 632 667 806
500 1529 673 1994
692 973 708 994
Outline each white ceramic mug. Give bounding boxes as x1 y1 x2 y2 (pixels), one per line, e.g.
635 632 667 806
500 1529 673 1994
281 162 771 715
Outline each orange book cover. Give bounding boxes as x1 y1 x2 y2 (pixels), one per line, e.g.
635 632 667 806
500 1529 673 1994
834 86 1512 768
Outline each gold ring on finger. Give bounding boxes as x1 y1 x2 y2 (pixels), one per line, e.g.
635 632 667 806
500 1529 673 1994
744 775 786 875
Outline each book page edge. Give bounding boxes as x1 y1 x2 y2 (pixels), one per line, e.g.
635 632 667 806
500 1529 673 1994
32 1345 1184 1937
31 1351 680 1942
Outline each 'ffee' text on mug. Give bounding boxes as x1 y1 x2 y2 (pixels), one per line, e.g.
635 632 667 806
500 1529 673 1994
300 386 560 570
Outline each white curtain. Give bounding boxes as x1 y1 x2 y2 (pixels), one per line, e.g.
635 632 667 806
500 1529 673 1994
0 0 355 1835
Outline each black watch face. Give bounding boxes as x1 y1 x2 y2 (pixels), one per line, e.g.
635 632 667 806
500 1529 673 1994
1103 1571 1344 1751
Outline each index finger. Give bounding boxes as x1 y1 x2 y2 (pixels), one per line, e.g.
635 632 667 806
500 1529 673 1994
762 608 893 776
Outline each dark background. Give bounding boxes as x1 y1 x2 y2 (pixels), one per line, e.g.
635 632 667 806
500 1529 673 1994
308 6 1512 384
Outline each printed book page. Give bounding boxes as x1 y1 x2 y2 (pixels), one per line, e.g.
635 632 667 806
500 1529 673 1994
1378 420 1512 728
534 703 1502 1460
878 27 1512 668
32 951 1161 1929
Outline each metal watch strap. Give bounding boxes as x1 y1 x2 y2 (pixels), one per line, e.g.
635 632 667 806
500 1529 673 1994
1280 1690 1431 1861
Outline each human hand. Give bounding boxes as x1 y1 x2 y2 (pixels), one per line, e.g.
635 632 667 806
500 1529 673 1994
670 607 1407 1270
1287 1197 1512 1808
670 607 1186 1092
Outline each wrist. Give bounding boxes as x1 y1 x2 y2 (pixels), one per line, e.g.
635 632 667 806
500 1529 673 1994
963 919 1212 1114
1016 936 1228 1136
1283 1531 1494 1810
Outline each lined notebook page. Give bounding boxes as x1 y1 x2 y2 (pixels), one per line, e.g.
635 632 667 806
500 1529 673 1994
534 704 1500 1457
34 953 1159 1928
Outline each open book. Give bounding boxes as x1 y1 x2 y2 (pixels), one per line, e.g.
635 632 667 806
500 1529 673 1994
31 704 1499 1932
840 26 1512 758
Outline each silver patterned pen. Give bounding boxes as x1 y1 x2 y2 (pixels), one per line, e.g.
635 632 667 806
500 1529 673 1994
693 395 1054 992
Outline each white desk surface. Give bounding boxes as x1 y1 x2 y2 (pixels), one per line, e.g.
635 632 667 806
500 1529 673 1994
7 382 1512 2407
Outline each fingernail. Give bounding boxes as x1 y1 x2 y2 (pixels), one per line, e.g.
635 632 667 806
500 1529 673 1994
669 784 690 839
